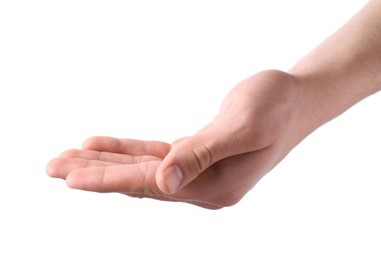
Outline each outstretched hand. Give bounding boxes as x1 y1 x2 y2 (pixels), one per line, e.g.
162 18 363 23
47 0 381 209
47 70 312 209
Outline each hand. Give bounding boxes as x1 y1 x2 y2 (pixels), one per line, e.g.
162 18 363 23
47 70 310 209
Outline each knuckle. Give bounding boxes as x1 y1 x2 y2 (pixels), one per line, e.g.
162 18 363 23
187 142 213 173
137 163 149 190
137 162 160 195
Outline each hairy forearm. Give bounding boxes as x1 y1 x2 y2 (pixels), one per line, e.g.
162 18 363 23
289 0 381 133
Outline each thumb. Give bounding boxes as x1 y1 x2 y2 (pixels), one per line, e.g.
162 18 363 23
156 129 234 194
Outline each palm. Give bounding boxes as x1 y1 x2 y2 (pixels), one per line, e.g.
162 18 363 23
47 70 302 209
48 136 276 209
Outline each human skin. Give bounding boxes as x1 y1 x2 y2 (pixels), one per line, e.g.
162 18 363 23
47 0 381 209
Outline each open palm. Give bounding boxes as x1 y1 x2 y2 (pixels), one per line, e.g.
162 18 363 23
47 70 308 209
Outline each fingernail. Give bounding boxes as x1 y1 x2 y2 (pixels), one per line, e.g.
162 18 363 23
165 165 182 194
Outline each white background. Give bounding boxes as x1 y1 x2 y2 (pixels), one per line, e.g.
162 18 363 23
1 0 380 259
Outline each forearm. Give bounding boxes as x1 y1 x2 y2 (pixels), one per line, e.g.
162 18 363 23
290 0 381 134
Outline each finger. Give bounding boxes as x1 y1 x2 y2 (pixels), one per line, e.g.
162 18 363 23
59 149 162 164
64 159 223 209
46 157 118 179
82 136 171 158
156 125 246 194
170 146 277 207
66 161 162 193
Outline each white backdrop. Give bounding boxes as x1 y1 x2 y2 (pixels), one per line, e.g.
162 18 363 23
1 0 380 259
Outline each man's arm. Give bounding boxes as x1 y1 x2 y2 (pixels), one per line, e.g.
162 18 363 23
290 0 381 137
47 0 381 208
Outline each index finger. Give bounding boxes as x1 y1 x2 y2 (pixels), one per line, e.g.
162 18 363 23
82 136 171 159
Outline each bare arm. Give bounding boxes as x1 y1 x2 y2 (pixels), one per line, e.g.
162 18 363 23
47 0 381 209
290 0 381 136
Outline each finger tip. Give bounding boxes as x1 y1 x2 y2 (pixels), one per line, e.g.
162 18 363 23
82 136 99 150
66 169 99 191
65 172 79 189
156 164 183 194
46 158 63 178
46 160 55 177
155 170 170 194
82 136 117 151
59 149 80 158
